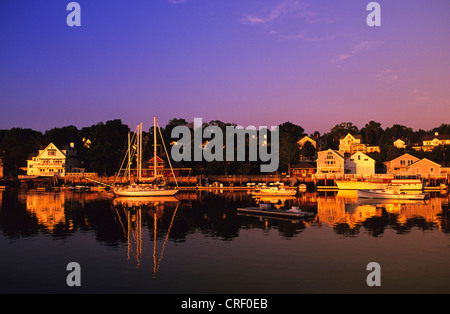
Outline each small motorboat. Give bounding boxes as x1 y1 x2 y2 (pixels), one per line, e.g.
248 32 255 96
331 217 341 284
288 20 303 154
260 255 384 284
252 182 296 196
357 185 428 200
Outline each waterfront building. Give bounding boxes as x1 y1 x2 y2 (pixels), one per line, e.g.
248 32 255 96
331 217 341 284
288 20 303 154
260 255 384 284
344 152 375 175
291 161 316 177
408 158 441 176
144 156 165 178
0 157 3 178
26 142 82 177
316 149 345 174
384 153 420 174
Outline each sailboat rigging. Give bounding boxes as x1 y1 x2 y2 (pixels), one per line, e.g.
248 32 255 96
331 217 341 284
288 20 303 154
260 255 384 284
113 117 179 197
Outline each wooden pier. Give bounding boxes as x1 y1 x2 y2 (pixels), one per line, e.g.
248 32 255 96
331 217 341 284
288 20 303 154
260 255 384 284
1 172 448 194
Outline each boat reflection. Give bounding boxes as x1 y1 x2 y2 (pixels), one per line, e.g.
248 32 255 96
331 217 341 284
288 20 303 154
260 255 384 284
111 196 180 277
252 195 297 209
113 195 179 208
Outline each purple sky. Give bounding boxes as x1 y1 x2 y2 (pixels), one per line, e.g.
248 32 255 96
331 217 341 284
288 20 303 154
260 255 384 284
1 0 449 134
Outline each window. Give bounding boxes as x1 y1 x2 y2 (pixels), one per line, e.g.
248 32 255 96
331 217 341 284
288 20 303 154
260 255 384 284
430 168 434 173
48 149 56 156
400 160 405 166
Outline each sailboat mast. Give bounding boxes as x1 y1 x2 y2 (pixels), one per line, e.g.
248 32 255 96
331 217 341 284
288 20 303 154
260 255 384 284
139 123 143 181
127 131 131 182
154 116 157 180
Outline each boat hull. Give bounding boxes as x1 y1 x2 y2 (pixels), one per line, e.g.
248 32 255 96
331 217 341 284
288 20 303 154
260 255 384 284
356 189 427 200
335 180 386 190
114 188 178 197
336 179 423 191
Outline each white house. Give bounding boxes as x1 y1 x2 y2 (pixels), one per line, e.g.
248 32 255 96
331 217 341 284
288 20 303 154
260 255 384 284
421 132 450 152
345 152 375 175
27 143 82 177
316 149 345 174
339 133 363 154
393 139 406 149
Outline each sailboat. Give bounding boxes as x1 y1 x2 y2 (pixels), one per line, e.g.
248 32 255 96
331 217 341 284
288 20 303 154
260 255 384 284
113 117 179 197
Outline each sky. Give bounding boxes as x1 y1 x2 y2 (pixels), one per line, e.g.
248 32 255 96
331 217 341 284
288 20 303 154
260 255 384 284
0 0 449 135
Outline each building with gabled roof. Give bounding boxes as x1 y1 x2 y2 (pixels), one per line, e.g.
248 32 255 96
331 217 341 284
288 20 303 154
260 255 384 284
421 132 450 152
26 142 82 177
384 153 420 174
345 152 375 175
408 158 441 176
316 149 345 174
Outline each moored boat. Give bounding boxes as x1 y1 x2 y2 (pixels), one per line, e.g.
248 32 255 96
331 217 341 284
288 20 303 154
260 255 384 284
114 184 178 197
336 173 423 191
335 179 386 190
252 182 296 196
357 186 428 200
113 117 179 197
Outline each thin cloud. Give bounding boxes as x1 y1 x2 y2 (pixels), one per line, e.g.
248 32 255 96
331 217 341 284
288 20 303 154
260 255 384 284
334 40 383 62
168 0 186 4
277 32 348 42
376 69 399 82
239 0 314 25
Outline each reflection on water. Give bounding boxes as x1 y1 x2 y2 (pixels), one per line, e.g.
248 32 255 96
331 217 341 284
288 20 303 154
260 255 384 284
0 189 449 293
112 196 180 276
315 190 449 236
0 189 448 240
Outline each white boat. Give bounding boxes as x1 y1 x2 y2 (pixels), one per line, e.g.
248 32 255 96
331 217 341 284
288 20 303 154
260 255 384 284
390 174 423 190
335 179 387 190
357 185 428 200
114 184 178 197
113 117 179 197
252 182 296 196
336 174 423 191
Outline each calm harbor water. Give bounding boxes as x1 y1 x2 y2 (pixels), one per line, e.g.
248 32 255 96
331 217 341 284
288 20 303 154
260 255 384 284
0 188 449 294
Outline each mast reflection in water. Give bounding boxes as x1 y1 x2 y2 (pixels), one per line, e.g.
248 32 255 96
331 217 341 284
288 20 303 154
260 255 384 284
0 189 449 293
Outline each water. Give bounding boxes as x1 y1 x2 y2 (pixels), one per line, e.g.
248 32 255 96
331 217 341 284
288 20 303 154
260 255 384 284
0 189 449 294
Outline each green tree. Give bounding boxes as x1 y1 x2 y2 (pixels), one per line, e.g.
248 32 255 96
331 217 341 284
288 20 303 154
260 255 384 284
323 122 359 149
0 128 43 176
360 120 384 145
81 120 129 175
300 141 316 159
278 122 305 172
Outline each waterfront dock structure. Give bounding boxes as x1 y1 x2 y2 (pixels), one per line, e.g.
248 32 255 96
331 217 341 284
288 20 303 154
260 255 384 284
2 171 448 193
314 173 449 191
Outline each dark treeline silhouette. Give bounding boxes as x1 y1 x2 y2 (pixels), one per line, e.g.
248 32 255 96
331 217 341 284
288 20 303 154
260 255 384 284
0 119 449 176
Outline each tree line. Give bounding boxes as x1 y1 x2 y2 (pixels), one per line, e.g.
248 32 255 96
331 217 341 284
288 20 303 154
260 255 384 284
0 119 449 177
